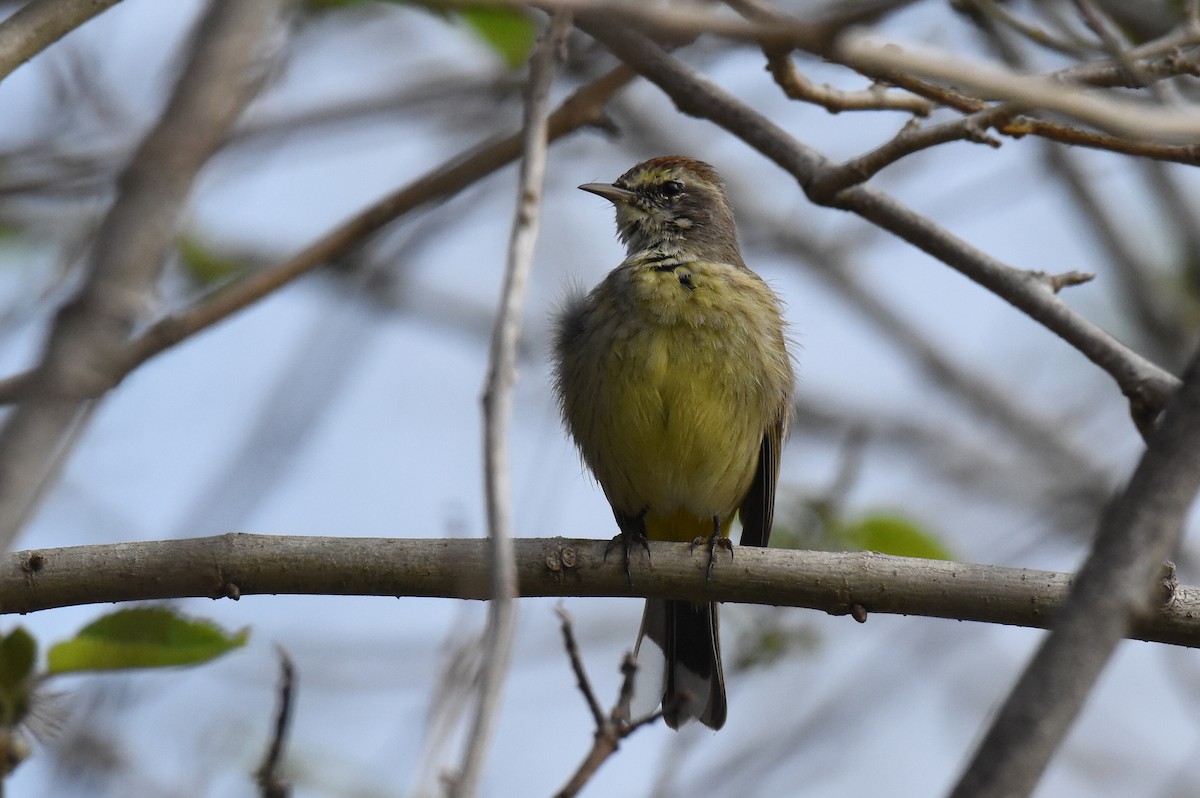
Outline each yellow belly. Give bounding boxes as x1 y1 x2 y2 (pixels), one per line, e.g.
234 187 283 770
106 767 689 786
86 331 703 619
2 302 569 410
556 257 789 543
592 325 761 538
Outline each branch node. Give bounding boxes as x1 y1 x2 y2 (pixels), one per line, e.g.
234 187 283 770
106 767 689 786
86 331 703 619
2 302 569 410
1159 561 1179 606
1044 269 1096 292
588 111 621 136
962 118 1003 148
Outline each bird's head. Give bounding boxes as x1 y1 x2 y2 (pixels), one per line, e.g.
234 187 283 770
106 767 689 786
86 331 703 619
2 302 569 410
579 156 742 264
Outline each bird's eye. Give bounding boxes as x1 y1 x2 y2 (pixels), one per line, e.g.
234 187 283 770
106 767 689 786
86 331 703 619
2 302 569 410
659 180 684 199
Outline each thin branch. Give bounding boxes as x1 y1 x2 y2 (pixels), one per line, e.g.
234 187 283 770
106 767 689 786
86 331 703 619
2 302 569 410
0 0 123 82
0 63 635 404
764 47 932 115
552 647 660 798
3 535 1200 648
799 71 1200 193
734 0 1200 167
838 62 1200 167
949 347 1200 797
1070 0 1157 92
994 118 1200 166
255 648 295 798
962 0 1098 57
452 12 571 798
731 0 1200 90
971 7 1194 366
811 93 1200 194
0 0 284 553
555 606 606 728
572 14 1180 432
810 106 1007 197
837 32 1200 143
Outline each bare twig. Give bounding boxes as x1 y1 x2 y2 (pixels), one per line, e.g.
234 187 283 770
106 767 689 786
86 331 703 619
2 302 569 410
810 106 1008 197
1045 269 1096 293
733 0 1200 89
1001 118 1200 166
552 612 661 798
0 64 634 405
0 0 283 553
4 535 1200 648
573 15 1180 432
838 32 1200 143
452 12 571 798
0 0 123 82
764 48 932 115
837 62 1200 167
1070 0 1158 92
969 8 1195 366
742 0 1200 186
733 0 1200 166
950 347 1200 797
255 648 295 798
555 606 606 728
962 0 1097 57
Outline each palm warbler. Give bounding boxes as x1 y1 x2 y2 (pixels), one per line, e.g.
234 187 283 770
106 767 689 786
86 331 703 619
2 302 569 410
552 156 794 730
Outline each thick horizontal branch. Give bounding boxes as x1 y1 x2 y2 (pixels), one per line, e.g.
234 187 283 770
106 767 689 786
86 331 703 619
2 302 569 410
1 534 1197 647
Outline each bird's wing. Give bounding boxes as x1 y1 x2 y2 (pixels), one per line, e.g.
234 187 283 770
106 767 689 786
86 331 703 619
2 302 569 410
737 414 785 548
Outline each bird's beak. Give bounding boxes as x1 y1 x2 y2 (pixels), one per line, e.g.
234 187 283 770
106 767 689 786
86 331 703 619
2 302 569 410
578 182 638 205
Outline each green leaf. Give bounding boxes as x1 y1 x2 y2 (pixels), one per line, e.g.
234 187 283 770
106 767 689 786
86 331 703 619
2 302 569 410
0 628 36 691
839 514 953 561
0 628 36 726
296 3 535 67
301 0 360 8
47 608 248 674
179 237 244 285
459 8 536 69
734 622 820 671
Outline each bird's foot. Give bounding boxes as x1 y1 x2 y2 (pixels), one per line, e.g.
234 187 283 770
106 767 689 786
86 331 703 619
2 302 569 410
605 527 650 587
690 528 733 580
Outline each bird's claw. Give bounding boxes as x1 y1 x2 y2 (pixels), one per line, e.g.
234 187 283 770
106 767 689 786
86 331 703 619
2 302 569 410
605 528 650 587
690 532 733 580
